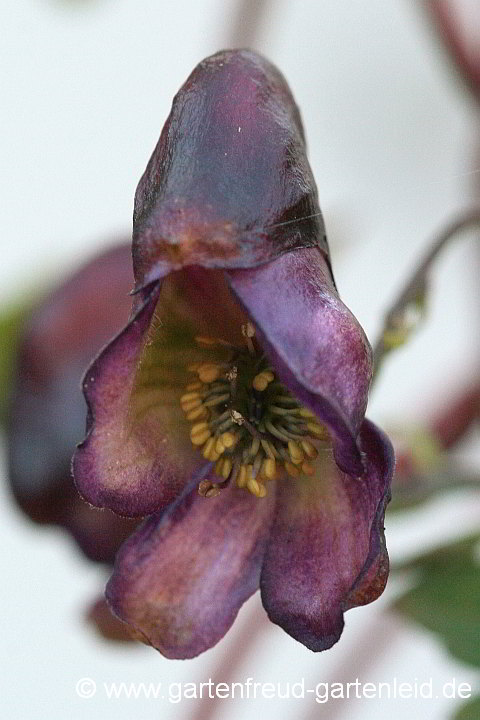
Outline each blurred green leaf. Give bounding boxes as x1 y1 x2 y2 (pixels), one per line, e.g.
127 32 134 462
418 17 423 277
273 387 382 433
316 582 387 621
388 464 480 513
394 534 480 668
0 301 30 424
453 697 480 720
393 533 480 572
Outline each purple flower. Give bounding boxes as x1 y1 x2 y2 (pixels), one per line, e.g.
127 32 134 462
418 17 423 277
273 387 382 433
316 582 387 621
7 243 138 564
73 50 394 658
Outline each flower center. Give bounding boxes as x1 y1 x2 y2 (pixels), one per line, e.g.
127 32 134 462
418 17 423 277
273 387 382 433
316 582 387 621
180 323 330 498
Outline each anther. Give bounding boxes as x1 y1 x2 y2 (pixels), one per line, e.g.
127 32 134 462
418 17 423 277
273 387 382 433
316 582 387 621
288 440 305 465
214 437 226 455
237 465 248 488
202 437 219 460
190 422 211 445
252 370 274 392
306 422 329 439
262 457 277 480
181 398 202 412
247 475 267 498
301 439 318 459
180 391 201 404
299 407 316 419
246 475 259 494
197 363 222 383
186 406 208 421
220 457 232 479
185 381 203 392
221 431 236 448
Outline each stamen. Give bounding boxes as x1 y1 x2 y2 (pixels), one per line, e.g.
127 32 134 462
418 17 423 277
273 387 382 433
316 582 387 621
180 391 201 404
306 422 330 439
203 393 230 408
241 322 256 355
209 410 231 428
299 407 317 418
301 439 318 459
190 422 211 445
249 436 261 458
288 440 305 465
252 370 274 392
203 437 220 461
197 363 222 384
262 457 277 480
276 423 307 439
198 480 222 498
229 461 240 486
269 404 300 416
237 465 248 488
270 395 299 406
220 457 233 479
181 397 202 412
186 406 208 421
182 327 332 498
215 437 226 454
221 431 236 448
247 475 266 497
216 417 235 433
252 452 263 478
260 438 277 459
264 419 291 443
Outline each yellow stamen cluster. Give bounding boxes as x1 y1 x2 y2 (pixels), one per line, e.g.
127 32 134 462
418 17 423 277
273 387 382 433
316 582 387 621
181 331 330 499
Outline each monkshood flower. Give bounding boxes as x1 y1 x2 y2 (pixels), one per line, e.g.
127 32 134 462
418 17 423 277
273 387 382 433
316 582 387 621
73 49 394 658
7 244 138 564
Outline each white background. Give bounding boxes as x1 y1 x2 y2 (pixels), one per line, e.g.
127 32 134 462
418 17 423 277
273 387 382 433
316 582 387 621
1 1 479 718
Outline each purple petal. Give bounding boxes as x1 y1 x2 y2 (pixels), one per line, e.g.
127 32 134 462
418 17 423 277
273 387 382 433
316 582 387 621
260 419 393 652
86 596 137 643
132 49 328 288
106 479 276 659
7 243 137 561
73 282 196 517
73 267 252 517
228 247 372 475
